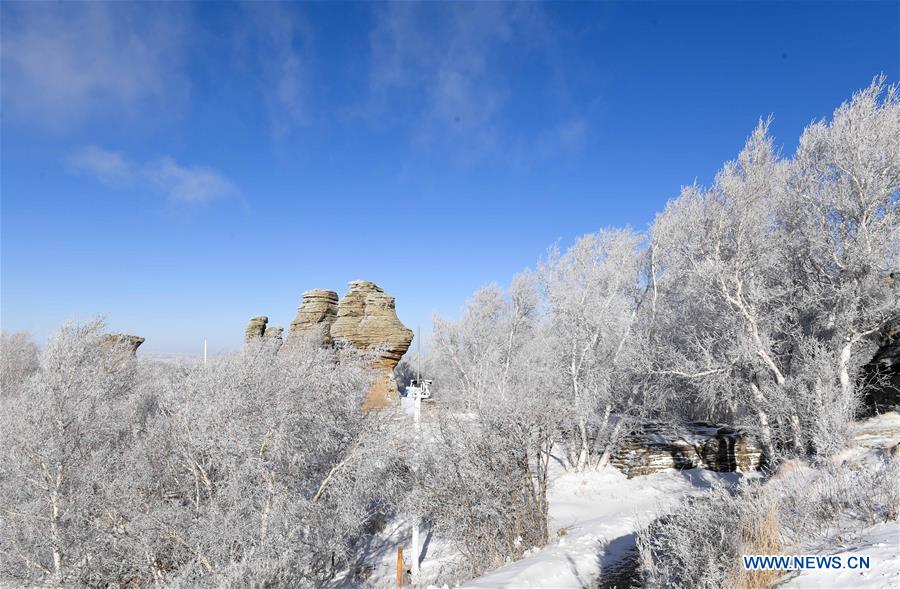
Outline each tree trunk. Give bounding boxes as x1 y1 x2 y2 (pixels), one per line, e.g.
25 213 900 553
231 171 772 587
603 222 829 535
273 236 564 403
789 413 803 453
595 420 624 472
45 462 63 586
839 340 854 400
750 381 775 463
259 470 275 542
576 418 590 471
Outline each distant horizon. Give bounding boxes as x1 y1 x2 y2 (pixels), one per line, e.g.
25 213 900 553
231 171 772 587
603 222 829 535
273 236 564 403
2 1 897 353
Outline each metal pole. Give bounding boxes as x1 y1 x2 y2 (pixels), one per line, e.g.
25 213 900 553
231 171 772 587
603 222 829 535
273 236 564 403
204 339 207 368
411 506 420 581
411 325 421 582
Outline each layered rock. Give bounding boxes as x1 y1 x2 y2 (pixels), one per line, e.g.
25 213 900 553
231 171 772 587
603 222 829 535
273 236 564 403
244 315 268 343
611 422 762 478
241 281 413 409
103 333 145 354
331 281 414 409
286 289 339 345
698 427 762 472
263 325 284 352
861 320 900 415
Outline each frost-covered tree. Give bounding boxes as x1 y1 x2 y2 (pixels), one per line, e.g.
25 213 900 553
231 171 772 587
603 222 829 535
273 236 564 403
649 121 794 457
0 330 40 398
539 228 646 470
0 318 141 586
648 78 899 460
427 274 560 579
128 337 407 587
787 78 899 418
0 323 408 588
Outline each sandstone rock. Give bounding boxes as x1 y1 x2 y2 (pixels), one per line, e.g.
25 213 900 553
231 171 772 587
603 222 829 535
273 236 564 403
611 437 698 477
698 427 763 472
611 422 762 478
331 281 414 408
241 281 413 409
104 333 145 354
287 289 339 346
264 325 283 340
263 325 284 352
861 320 900 415
244 315 268 343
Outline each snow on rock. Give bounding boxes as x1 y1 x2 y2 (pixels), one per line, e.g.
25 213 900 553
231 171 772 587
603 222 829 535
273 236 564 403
611 422 762 477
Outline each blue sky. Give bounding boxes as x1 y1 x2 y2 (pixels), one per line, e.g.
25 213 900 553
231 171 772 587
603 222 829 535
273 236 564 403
1 1 897 354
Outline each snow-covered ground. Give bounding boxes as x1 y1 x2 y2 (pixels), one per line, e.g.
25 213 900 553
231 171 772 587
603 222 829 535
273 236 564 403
780 521 899 589
461 467 745 589
351 412 899 589
776 412 900 589
851 411 900 452
353 455 749 589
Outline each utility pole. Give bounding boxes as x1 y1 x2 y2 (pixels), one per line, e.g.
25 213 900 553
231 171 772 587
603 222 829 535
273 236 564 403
410 325 421 583
203 339 207 368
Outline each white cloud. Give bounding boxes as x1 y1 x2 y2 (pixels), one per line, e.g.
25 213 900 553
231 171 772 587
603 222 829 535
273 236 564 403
67 146 134 186
144 157 236 203
545 118 588 155
234 3 313 137
365 3 585 162
1 2 188 128
68 147 235 203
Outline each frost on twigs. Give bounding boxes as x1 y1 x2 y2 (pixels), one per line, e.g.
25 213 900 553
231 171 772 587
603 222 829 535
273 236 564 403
0 319 408 587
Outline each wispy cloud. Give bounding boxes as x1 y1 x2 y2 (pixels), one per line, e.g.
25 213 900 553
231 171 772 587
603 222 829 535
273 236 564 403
67 146 134 186
145 157 237 203
68 147 236 203
234 3 313 138
1 2 188 128
365 3 588 163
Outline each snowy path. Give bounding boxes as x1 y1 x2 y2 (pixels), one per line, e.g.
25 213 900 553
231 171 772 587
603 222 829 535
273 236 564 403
461 467 745 589
359 413 899 589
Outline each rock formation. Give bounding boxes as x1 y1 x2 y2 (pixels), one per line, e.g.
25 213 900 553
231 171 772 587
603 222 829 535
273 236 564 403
330 281 414 409
611 422 762 478
244 315 268 343
263 325 284 351
861 319 900 415
104 333 145 354
244 281 414 409
286 289 339 345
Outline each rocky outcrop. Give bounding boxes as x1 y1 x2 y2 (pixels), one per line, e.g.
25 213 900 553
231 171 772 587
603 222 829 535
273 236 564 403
611 422 762 478
244 315 268 343
286 289 339 345
241 281 413 409
104 333 145 354
331 281 414 409
244 316 283 352
698 427 762 472
263 326 284 352
331 281 413 366
861 320 900 415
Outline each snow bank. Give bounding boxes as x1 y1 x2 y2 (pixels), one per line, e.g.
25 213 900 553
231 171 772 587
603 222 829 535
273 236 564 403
461 467 745 589
782 521 900 589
